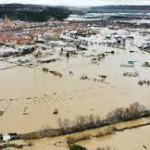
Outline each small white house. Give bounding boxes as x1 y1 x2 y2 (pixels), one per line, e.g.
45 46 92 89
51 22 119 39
2 134 11 142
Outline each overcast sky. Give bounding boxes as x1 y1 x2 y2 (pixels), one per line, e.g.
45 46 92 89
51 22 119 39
1 0 150 6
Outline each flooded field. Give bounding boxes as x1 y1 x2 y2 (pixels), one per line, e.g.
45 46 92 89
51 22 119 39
0 27 150 134
0 17 150 150
79 124 150 150
4 118 150 150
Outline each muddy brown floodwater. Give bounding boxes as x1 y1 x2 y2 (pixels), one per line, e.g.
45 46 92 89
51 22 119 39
79 124 150 150
0 30 150 134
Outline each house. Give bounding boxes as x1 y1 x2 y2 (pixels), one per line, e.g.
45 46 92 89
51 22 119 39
2 133 18 142
16 38 34 45
139 43 150 53
3 134 11 142
127 36 134 40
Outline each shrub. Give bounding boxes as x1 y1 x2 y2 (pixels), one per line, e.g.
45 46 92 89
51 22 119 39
97 146 111 150
42 67 49 72
67 133 91 145
70 145 88 150
94 127 115 138
27 141 34 147
53 108 58 115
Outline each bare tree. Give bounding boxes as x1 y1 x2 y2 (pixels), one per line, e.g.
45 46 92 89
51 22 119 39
76 115 87 126
88 114 95 125
57 118 63 129
95 115 101 127
128 102 146 118
63 119 70 129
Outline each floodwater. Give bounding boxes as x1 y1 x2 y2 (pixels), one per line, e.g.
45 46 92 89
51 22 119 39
0 28 150 133
79 124 150 150
6 118 150 150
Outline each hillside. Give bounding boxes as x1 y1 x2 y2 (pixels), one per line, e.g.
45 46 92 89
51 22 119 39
89 5 150 13
0 4 71 22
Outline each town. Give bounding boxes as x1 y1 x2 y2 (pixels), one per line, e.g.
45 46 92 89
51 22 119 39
0 4 150 150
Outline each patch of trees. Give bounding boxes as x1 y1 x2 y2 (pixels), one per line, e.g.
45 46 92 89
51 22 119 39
0 143 23 149
0 4 71 21
70 145 88 150
19 102 150 140
0 141 34 149
57 102 148 136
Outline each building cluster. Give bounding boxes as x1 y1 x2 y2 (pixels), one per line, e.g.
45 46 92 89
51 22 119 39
0 16 64 46
0 16 96 48
0 16 98 58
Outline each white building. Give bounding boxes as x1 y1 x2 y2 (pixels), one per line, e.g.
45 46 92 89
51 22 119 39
2 134 11 142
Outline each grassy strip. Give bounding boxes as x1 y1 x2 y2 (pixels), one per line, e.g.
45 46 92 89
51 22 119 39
0 143 24 149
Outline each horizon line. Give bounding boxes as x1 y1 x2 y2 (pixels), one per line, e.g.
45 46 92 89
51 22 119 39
1 3 150 7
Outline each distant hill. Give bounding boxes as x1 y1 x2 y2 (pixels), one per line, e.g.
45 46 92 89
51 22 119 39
0 4 71 22
89 5 150 13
